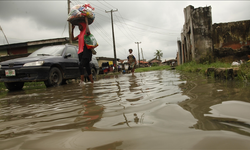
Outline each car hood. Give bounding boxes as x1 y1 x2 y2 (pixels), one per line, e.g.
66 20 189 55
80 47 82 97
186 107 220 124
0 56 54 65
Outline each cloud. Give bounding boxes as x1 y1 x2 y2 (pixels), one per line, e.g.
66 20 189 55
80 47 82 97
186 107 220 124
0 1 250 61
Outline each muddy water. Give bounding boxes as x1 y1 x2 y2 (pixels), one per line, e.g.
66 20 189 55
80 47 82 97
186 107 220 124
0 70 250 150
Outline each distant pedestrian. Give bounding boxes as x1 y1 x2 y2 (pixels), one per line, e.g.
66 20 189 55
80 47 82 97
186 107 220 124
71 17 94 85
127 49 137 76
172 61 175 67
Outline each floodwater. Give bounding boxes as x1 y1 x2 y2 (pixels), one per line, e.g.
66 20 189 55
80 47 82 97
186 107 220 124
0 70 250 150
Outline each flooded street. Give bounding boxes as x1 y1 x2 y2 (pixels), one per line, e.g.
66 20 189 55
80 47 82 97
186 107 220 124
1 70 250 150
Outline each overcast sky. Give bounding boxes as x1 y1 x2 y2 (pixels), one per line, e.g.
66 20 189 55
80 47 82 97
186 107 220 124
0 0 249 61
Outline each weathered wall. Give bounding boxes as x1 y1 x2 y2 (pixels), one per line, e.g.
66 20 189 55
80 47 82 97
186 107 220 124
177 40 182 65
178 5 250 65
192 6 213 63
180 5 213 64
212 20 250 63
182 5 194 63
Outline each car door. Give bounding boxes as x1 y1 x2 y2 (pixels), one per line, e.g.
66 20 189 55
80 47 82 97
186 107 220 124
62 46 80 79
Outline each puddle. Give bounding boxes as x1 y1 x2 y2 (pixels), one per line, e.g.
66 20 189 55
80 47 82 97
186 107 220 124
0 70 250 149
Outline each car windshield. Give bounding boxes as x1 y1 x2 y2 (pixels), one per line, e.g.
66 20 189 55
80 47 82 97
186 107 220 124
28 45 65 57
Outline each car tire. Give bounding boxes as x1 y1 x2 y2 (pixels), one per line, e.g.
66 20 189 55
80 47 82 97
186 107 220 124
4 82 24 91
44 67 63 87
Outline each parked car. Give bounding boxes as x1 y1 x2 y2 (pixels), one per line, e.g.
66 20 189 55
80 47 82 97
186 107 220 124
0 44 99 91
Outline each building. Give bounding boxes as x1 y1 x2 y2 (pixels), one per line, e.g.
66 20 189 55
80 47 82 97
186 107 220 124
177 5 250 64
162 59 177 66
148 58 162 66
0 37 71 62
178 5 213 64
96 57 120 68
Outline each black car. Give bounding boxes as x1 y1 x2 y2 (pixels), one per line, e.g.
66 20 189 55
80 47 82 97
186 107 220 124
0 44 99 91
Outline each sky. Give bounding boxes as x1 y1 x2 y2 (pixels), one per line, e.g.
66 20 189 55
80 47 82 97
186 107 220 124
0 0 250 61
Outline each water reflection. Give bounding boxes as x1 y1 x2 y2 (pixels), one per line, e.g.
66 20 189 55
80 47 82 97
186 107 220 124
129 75 139 92
1 70 250 149
87 140 123 150
178 72 250 136
125 75 143 102
75 84 104 131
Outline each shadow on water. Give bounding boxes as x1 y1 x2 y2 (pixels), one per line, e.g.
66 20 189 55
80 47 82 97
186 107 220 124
178 72 250 136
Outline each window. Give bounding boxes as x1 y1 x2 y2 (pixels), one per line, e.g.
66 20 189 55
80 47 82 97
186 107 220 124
65 47 78 58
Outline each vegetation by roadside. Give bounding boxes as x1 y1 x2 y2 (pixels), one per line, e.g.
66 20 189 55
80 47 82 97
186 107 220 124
135 65 171 72
175 61 250 81
0 82 45 92
175 61 230 72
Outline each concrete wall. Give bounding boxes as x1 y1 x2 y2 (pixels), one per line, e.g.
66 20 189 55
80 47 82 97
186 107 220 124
192 6 213 63
212 20 250 63
180 5 213 64
177 40 182 65
178 5 250 65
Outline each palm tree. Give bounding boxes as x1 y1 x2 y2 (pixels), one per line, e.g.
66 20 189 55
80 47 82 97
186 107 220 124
154 50 163 60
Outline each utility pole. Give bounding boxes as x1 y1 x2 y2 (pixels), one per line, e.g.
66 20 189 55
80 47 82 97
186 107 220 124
68 0 72 44
0 25 9 44
105 9 118 72
141 48 144 61
135 42 141 68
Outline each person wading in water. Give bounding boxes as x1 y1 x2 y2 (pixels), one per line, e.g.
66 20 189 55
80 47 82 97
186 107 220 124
127 49 137 76
71 17 94 85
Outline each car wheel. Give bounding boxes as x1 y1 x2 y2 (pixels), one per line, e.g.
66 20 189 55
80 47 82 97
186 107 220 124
4 82 24 91
44 67 63 87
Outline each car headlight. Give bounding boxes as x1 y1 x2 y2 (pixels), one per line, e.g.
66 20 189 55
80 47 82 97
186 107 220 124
23 61 44 67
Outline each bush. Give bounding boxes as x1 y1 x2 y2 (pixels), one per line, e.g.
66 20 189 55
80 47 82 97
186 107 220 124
239 62 250 80
152 63 159 66
135 65 170 72
176 61 231 73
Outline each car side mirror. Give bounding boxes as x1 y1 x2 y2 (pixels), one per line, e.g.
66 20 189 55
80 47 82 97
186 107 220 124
64 53 71 58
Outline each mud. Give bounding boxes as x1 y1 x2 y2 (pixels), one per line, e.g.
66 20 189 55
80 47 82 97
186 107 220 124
0 70 250 150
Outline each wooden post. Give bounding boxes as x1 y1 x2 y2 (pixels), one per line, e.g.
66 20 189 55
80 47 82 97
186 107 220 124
68 0 72 44
105 9 118 72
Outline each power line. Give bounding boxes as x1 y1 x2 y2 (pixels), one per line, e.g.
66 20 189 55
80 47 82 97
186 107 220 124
96 0 114 10
115 15 181 33
91 23 112 46
114 21 179 36
113 13 138 42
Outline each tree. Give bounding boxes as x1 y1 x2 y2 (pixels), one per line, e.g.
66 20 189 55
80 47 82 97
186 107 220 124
154 50 163 60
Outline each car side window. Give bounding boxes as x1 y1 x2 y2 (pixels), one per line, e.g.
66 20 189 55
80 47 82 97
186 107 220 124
65 47 78 59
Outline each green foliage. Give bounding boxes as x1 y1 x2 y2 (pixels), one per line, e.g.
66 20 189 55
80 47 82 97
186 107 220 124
176 61 231 73
176 61 250 81
238 62 250 80
135 65 170 73
0 82 45 91
23 82 46 90
152 62 159 66
0 82 5 90
154 50 163 60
